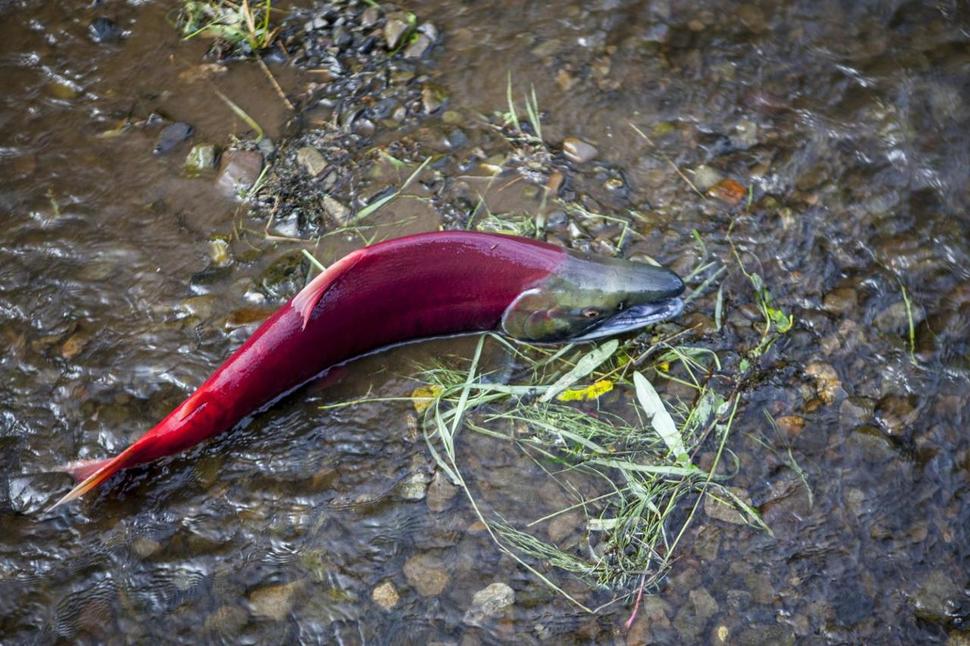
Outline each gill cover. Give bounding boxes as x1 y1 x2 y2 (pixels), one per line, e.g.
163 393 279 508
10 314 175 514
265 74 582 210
500 250 684 343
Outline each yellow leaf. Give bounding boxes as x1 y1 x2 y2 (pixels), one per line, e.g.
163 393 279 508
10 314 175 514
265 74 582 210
410 384 443 413
657 360 670 373
556 379 614 402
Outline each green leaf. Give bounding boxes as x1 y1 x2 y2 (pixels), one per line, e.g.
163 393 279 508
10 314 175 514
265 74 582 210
539 340 618 402
633 371 689 466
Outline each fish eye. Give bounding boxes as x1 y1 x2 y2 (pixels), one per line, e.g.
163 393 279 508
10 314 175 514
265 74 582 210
582 307 601 319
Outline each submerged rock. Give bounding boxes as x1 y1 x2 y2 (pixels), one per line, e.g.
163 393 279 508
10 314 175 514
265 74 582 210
184 144 217 176
463 582 514 627
384 12 412 50
297 146 328 177
88 17 123 43
563 137 597 164
403 553 450 596
154 122 194 155
704 487 752 525
248 580 305 621
371 581 400 610
216 150 263 197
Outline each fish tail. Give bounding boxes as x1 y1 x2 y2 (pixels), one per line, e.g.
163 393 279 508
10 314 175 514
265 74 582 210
59 458 114 482
47 444 141 512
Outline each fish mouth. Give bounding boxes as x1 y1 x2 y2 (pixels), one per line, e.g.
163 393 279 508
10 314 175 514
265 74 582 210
568 297 685 342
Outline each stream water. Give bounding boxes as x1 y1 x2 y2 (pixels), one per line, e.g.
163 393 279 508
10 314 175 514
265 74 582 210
1 0 968 643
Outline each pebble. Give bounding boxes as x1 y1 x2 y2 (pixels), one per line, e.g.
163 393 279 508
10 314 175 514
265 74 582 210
463 582 515 627
874 394 918 436
216 150 263 197
563 137 597 164
61 330 91 359
691 165 724 192
321 194 351 224
404 34 433 59
398 471 431 501
912 570 962 623
822 287 858 315
805 362 842 404
361 6 381 28
204 605 248 635
153 122 194 155
626 597 672 645
403 553 450 596
88 17 123 43
704 486 752 525
296 146 328 177
421 84 448 114
371 581 400 610
248 580 305 621
426 471 459 512
184 144 217 176
384 12 412 49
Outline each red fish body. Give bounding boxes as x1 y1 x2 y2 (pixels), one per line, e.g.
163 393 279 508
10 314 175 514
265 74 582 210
53 232 569 506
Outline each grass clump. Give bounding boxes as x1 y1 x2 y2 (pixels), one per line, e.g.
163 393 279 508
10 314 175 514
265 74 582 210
177 0 278 56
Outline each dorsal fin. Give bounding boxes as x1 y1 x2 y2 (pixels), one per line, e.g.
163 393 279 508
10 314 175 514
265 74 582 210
176 390 210 422
291 248 366 330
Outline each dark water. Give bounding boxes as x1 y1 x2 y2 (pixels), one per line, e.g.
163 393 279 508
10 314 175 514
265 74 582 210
1 0 969 643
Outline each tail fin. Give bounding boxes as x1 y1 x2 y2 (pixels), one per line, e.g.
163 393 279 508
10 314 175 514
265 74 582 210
47 444 141 512
60 458 113 482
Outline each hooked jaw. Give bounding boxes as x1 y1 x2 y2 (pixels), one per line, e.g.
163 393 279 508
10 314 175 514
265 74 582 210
566 296 684 341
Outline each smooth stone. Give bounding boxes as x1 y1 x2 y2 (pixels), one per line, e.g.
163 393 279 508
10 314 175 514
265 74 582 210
296 146 328 177
822 287 858 315
404 34 433 59
321 194 351 224
704 487 752 525
403 553 450 596
421 84 448 114
913 570 962 623
184 144 217 176
216 150 263 198
384 12 411 49
153 122 194 155
371 581 400 610
692 165 724 191
361 6 381 28
398 471 431 501
248 580 305 621
563 137 597 164
463 582 515 627
426 471 459 512
88 17 123 43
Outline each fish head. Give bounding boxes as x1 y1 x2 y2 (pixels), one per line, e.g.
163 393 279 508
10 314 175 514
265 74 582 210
500 251 685 343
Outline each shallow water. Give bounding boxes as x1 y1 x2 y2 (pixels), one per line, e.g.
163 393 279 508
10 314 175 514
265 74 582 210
1 0 969 643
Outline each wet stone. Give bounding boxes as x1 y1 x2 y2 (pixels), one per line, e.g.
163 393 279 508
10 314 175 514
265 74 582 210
248 580 305 621
131 537 162 559
626 596 672 645
874 394 918 437
184 144 217 176
321 194 351 225
563 137 598 164
463 582 515 627
371 581 400 610
217 150 263 197
384 12 412 50
88 17 123 43
912 570 962 624
875 300 924 335
204 605 248 635
404 34 433 59
805 362 842 404
704 487 751 525
832 579 873 627
398 471 431 501
297 146 328 177
822 287 858 316
840 397 874 427
692 165 724 192
403 553 450 597
153 122 194 155
421 84 448 114
426 471 459 512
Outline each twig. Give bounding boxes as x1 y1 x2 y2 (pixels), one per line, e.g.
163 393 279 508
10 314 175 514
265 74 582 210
629 122 704 199
257 57 294 111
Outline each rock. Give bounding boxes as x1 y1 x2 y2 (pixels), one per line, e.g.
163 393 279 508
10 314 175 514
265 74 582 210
704 487 751 525
384 12 412 50
418 22 439 41
131 537 162 559
626 596 672 645
248 580 304 621
153 122 194 155
204 605 248 635
832 579 873 627
805 362 842 404
822 287 858 315
674 587 720 641
361 6 381 28
371 581 400 610
913 570 962 624
184 144 217 176
209 238 231 267
547 512 582 543
61 330 91 359
463 582 514 627
563 137 598 164
874 300 924 335
403 553 450 596
874 394 918 437
708 178 746 205
692 165 724 192
399 471 431 501
296 146 328 177
774 415 805 437
426 471 459 512
321 194 351 225
421 84 448 114
88 17 123 43
404 34 433 59
216 150 263 197
840 397 874 427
